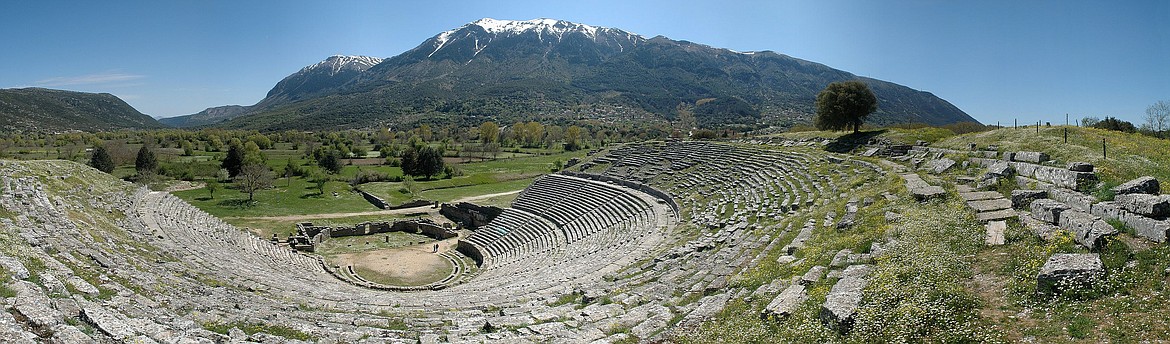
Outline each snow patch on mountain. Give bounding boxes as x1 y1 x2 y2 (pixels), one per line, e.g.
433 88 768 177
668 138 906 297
429 18 643 58
300 55 384 76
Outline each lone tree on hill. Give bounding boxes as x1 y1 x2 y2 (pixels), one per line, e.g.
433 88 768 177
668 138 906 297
135 146 157 176
89 145 115 173
815 80 878 133
235 163 274 203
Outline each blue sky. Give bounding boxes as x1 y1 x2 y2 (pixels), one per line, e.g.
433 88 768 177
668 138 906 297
1 1 1166 126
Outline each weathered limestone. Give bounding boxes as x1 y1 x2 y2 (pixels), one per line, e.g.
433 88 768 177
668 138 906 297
1090 201 1170 242
902 173 945 201
1067 162 1094 172
969 199 1012 213
820 265 873 334
1011 190 1048 209
986 221 1006 246
1058 210 1118 250
1013 151 1050 163
1112 176 1160 195
1036 253 1103 295
987 162 1015 178
1030 199 1071 224
1046 187 1096 212
924 158 956 174
0 255 30 280
762 284 807 319
11 281 62 329
801 266 827 286
1113 193 1170 218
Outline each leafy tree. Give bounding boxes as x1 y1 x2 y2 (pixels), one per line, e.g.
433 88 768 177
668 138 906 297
309 170 329 195
135 145 158 176
401 146 445 179
565 125 584 151
479 121 500 144
815 80 878 133
222 142 245 177
317 150 343 174
235 163 274 202
205 180 219 199
216 168 231 182
283 159 298 186
89 145 115 173
1093 116 1137 133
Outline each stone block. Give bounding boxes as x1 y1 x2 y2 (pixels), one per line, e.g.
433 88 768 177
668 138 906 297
762 284 807 319
987 162 1015 177
820 265 873 334
969 198 1012 212
801 266 827 286
1114 193 1170 217
1047 187 1096 211
986 221 1006 246
1011 190 1047 209
911 186 945 201
1112 176 1159 195
1067 162 1094 172
1013 151 1050 163
1036 253 1103 295
924 158 956 174
1091 201 1170 242
1030 199 1071 224
1058 210 1118 250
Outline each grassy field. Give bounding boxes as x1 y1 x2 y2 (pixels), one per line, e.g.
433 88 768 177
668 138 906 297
171 149 586 221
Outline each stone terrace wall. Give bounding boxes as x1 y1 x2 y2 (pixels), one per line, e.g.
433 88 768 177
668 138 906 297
440 202 504 229
300 219 457 242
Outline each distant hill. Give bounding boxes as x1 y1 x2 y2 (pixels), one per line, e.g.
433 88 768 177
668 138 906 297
202 18 976 131
161 55 383 128
158 105 251 128
0 87 164 132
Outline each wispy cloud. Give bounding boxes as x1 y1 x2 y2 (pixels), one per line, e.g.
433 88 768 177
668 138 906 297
34 72 145 87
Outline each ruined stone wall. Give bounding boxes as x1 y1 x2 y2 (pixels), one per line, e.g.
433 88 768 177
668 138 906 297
440 202 503 229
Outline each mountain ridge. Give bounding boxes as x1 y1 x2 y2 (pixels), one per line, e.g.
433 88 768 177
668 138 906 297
192 18 978 130
0 87 164 132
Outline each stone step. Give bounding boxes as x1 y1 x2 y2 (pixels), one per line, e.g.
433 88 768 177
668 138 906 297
968 198 1013 212
960 191 1002 202
976 209 1018 223
985 221 1006 246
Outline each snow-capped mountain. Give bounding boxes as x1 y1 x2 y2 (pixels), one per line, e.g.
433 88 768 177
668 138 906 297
260 55 384 106
187 18 975 131
163 55 384 127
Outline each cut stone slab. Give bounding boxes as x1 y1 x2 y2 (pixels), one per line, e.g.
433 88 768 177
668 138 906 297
987 162 1016 177
0 256 30 280
1058 210 1118 250
1013 151 1050 163
1037 253 1103 295
960 191 1002 202
1011 190 1048 209
1090 201 1170 243
924 158 956 174
1067 162 1094 172
801 266 827 286
976 209 1018 223
830 249 852 268
762 284 807 319
986 221 1006 246
1114 193 1170 218
1112 176 1160 195
969 198 1012 212
820 265 874 334
911 186 946 201
1030 199 1071 224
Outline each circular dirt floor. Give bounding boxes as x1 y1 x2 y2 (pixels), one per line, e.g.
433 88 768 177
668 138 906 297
333 244 454 286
